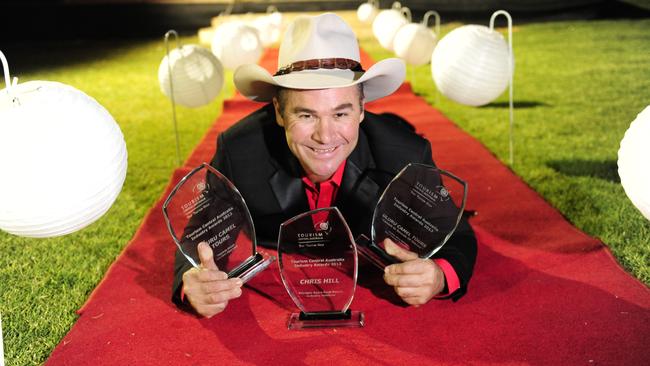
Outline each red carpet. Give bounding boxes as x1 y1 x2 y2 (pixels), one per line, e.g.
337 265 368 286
46 49 649 365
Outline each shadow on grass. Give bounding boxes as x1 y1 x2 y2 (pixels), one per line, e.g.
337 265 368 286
482 100 550 109
547 159 620 182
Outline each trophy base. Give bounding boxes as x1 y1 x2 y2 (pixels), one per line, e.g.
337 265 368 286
355 234 397 270
231 252 276 284
287 310 364 330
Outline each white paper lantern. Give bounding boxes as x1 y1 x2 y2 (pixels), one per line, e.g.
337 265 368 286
266 6 283 28
158 44 224 108
618 105 650 221
251 6 282 48
252 15 282 48
0 80 127 238
431 24 512 106
211 21 263 70
357 0 379 24
394 10 440 66
198 27 214 46
372 5 410 51
393 23 437 66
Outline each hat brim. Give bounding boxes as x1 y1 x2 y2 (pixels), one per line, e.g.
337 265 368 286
234 58 405 102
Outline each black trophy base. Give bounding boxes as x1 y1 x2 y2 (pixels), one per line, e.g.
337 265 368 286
228 252 276 284
287 309 364 330
355 234 398 270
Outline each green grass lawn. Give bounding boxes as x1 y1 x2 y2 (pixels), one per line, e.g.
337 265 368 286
0 17 649 366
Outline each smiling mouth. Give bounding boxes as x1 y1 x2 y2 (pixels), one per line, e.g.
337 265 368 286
309 146 338 154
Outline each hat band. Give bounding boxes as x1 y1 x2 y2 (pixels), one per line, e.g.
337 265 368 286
274 58 365 76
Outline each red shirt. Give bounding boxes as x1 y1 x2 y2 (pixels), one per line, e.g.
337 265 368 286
301 161 347 211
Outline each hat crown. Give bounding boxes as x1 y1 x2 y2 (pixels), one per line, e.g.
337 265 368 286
278 13 361 68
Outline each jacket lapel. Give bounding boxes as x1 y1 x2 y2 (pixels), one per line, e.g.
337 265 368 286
267 139 309 215
269 168 307 214
337 128 383 236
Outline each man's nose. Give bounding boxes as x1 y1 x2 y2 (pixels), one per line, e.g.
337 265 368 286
313 118 334 143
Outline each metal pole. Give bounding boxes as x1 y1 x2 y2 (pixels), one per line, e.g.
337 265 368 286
490 10 514 166
0 50 19 105
423 11 441 106
164 30 183 166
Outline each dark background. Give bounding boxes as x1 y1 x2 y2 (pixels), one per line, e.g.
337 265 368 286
0 0 649 40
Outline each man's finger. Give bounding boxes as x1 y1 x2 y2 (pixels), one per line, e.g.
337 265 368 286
201 278 242 294
385 259 431 276
401 295 428 307
197 284 243 306
207 287 243 305
393 286 423 299
383 273 427 287
196 269 228 282
383 238 419 262
194 303 228 318
198 242 219 270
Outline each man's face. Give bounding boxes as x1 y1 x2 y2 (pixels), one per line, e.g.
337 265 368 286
273 85 364 183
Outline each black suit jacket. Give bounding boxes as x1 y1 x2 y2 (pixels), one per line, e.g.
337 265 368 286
172 104 477 305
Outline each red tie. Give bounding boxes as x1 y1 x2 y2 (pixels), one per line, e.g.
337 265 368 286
316 181 334 209
312 181 334 229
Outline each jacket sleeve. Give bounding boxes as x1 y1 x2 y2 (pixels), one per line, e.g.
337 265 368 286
420 139 477 301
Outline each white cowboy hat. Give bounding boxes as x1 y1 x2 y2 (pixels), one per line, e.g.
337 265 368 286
233 12 405 102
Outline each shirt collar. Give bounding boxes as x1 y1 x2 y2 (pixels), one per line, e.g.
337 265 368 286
301 160 347 192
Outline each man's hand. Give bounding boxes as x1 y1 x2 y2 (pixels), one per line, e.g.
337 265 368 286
182 242 243 318
382 239 445 306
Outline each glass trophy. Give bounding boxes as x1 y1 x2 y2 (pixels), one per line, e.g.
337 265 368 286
357 163 468 268
162 162 275 283
278 207 364 330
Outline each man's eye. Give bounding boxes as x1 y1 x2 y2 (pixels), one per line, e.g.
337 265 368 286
298 114 312 119
335 113 348 118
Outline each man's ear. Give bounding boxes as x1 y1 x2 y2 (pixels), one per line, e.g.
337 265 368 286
272 97 285 127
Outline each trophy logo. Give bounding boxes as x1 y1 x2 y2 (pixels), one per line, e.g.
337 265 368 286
192 181 208 194
438 186 450 199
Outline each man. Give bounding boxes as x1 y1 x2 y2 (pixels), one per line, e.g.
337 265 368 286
173 13 477 318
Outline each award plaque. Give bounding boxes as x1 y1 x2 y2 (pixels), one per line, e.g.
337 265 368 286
278 207 364 330
162 162 275 283
357 163 467 268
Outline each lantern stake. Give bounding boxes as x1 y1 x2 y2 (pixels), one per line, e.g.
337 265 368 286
423 10 441 105
490 10 514 166
164 30 183 167
422 10 441 37
401 7 412 22
223 1 234 16
0 50 18 103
